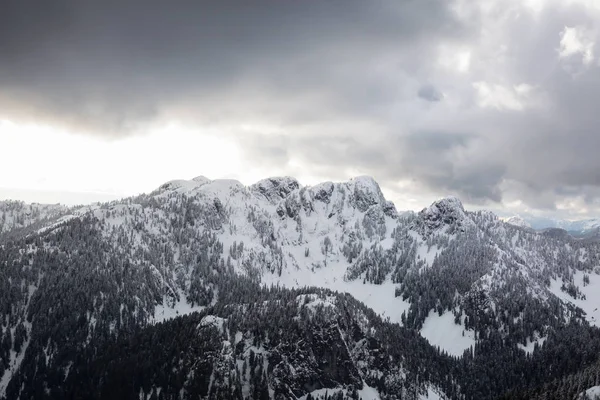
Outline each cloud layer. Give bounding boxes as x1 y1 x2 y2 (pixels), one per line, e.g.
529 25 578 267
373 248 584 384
2 0 600 216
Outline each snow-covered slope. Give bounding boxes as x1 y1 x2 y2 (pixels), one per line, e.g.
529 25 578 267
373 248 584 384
0 200 68 235
549 270 600 327
420 311 476 357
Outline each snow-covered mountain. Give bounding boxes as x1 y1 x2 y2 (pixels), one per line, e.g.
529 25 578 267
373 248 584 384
549 218 600 234
502 215 532 229
0 200 68 236
1 175 600 399
507 213 600 237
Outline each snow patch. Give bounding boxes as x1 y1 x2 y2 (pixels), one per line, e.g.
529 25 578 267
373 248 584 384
549 270 600 327
266 261 410 325
579 385 600 399
298 382 381 400
420 311 476 357
36 214 77 234
417 243 440 269
152 291 205 324
358 383 381 400
420 386 443 400
517 334 547 355
198 315 226 331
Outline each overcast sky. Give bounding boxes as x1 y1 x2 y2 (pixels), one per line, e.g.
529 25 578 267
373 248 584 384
1 0 600 219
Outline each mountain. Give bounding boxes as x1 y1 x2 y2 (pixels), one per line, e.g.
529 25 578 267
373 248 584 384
502 216 531 229
0 201 68 238
507 213 600 237
1 175 600 399
549 218 600 236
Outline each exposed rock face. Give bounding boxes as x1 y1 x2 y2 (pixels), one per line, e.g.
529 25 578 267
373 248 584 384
348 176 387 213
415 196 469 234
250 177 300 204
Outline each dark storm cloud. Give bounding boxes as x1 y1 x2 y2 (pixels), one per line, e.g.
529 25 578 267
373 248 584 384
0 0 463 134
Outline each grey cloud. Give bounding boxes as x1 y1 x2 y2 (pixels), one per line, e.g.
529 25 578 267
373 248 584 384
464 3 600 200
234 7 600 211
417 84 443 102
403 131 470 152
411 3 600 211
396 131 505 202
239 129 505 203
3 0 600 216
240 133 290 168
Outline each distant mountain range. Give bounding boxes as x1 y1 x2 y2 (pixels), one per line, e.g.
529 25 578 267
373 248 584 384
1 176 600 400
503 213 600 238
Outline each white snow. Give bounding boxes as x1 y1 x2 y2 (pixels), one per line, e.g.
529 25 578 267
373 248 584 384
517 334 547 355
358 383 381 400
198 315 226 331
408 231 440 269
347 281 411 325
420 311 476 357
420 386 443 400
298 383 381 400
579 385 600 399
417 242 439 268
158 179 207 193
36 214 77 234
298 388 342 400
152 291 205 324
265 260 410 325
549 270 600 327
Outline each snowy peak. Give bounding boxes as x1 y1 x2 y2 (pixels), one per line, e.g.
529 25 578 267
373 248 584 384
250 176 300 204
153 175 398 219
191 175 211 185
156 178 211 193
155 177 247 197
346 175 389 213
248 175 388 211
504 215 531 228
416 196 469 233
429 196 465 213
